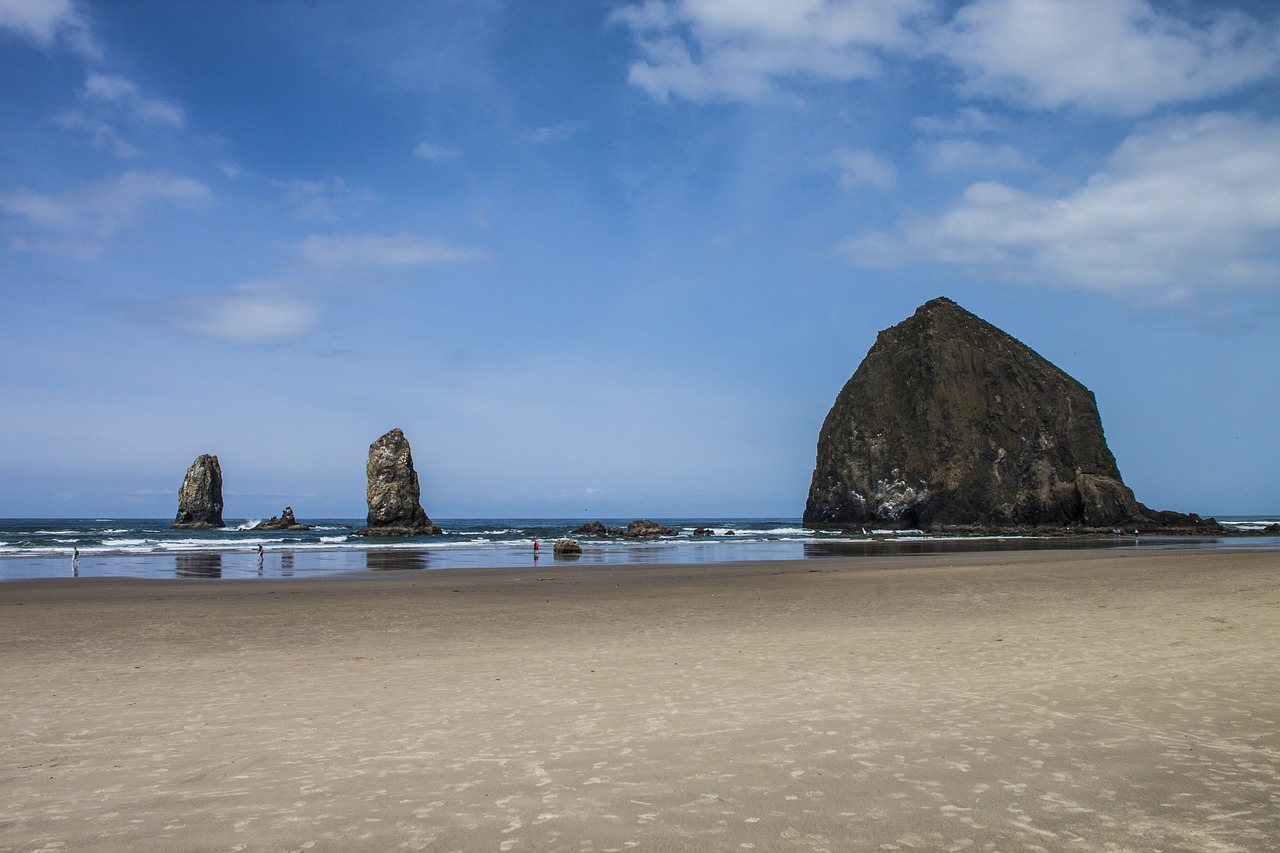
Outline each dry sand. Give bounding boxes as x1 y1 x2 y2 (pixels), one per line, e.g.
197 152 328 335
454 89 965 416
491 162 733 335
1 548 1278 852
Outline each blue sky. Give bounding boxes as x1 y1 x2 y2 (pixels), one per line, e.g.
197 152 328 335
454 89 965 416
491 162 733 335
2 0 1278 521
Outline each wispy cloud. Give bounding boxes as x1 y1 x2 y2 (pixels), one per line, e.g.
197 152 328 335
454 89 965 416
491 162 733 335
934 0 1280 115
414 141 459 161
837 112 1280 300
918 139 1030 173
148 280 321 345
911 106 1006 135
610 0 931 103
529 121 583 144
0 0 98 57
613 0 1280 114
82 71 184 127
831 147 896 189
52 71 185 158
270 176 376 222
1 169 213 255
297 232 486 269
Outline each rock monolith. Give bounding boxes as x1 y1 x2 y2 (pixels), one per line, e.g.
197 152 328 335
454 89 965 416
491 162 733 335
803 297 1215 533
358 428 442 536
172 454 224 529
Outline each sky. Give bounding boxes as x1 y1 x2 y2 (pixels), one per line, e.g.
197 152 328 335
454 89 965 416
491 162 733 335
1 0 1278 521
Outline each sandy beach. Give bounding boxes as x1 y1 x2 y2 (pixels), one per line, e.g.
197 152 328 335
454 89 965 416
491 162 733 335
2 548 1277 852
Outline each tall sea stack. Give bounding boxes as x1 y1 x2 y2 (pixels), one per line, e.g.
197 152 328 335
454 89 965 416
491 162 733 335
172 454 224 529
803 298 1212 533
358 428 442 536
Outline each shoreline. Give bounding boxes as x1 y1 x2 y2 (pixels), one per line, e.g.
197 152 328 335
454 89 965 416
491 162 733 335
3 523 1278 582
3 547 1278 851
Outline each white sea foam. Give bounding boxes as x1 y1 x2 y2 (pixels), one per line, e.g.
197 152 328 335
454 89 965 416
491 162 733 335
1220 518 1279 531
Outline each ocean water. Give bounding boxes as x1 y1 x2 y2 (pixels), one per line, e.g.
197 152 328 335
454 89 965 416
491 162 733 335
0 517 1276 582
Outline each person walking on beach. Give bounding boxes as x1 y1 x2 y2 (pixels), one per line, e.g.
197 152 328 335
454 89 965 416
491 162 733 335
257 543 264 572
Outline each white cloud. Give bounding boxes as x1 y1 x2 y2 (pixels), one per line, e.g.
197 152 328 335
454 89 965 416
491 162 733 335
297 232 485 269
837 113 1280 299
614 0 1280 112
0 0 97 56
611 0 932 102
414 141 459 161
158 281 321 344
1 170 212 253
935 0 1280 115
832 147 895 189
919 138 1030 172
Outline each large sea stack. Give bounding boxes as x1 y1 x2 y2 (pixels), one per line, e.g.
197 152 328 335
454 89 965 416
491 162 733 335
803 298 1214 533
358 428 442 536
172 454 224 529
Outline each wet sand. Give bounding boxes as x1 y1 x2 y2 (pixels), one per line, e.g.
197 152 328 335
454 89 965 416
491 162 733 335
2 549 1277 852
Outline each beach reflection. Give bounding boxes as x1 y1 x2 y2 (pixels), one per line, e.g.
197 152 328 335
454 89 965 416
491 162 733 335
366 550 430 572
176 553 222 579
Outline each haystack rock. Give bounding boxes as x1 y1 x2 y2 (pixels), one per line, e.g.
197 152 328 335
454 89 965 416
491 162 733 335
357 428 442 536
803 298 1215 533
172 454 224 529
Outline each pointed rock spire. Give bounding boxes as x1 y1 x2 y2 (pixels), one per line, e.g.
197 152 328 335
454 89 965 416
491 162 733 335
358 428 442 536
172 454 225 529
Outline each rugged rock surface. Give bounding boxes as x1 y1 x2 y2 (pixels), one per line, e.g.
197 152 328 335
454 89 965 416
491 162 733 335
252 506 311 531
357 428 442 536
172 454 224 529
571 522 625 537
553 538 583 556
803 298 1218 534
624 519 677 538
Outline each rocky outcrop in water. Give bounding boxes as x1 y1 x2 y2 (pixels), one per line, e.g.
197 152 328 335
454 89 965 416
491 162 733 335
357 428 442 536
553 538 582 556
252 506 311 531
624 519 677 538
172 454 224 529
803 298 1218 534
570 520 678 538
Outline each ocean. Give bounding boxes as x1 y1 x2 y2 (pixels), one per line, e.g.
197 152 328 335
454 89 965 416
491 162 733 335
1 517 1277 582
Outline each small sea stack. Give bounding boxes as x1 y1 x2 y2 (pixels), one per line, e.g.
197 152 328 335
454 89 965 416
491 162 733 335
172 454 224 529
357 428 442 536
251 506 311 531
803 297 1217 534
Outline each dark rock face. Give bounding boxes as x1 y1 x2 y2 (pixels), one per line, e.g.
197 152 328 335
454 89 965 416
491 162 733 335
357 428 442 536
172 454 224 529
624 519 677 538
252 506 311 531
803 298 1214 533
